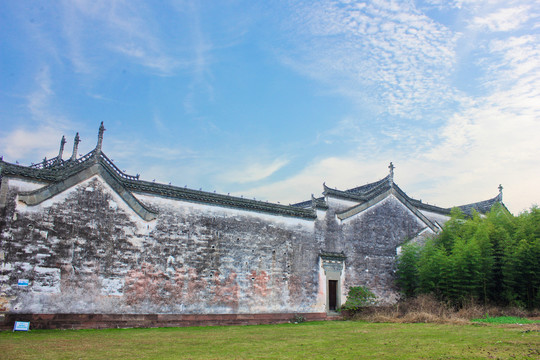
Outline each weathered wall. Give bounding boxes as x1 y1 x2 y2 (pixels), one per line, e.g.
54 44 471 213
0 173 431 316
0 176 321 314
317 195 427 304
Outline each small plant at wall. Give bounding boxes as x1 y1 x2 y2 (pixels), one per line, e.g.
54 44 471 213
340 286 377 314
290 314 306 324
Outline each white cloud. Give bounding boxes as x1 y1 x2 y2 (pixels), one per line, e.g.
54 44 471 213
222 158 290 184
3 0 538 216
240 156 390 204
26 66 78 130
61 0 181 75
0 127 63 161
238 2 540 214
469 6 531 32
279 0 459 121
419 32 540 213
27 67 54 121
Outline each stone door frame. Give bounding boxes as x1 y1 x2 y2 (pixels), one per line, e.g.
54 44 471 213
320 252 346 313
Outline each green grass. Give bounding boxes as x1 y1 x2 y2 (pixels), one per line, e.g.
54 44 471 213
472 316 540 324
0 321 538 359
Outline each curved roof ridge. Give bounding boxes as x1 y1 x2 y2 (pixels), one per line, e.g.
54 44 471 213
345 175 390 194
336 186 440 233
391 185 451 215
290 199 312 208
17 160 158 221
323 176 392 203
358 178 392 198
455 194 502 215
323 186 370 202
395 185 503 216
2 148 316 220
122 177 316 219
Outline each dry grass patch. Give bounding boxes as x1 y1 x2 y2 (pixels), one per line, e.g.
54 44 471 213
352 294 540 326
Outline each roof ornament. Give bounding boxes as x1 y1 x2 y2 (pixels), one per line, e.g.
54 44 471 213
498 184 503 202
388 162 394 186
95 122 106 154
57 135 67 162
71 132 81 161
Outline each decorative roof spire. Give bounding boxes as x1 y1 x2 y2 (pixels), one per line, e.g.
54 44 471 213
388 162 394 186
95 122 105 153
71 132 80 160
57 135 67 161
498 184 503 202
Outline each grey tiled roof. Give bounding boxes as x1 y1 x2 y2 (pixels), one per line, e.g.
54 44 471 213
291 199 312 208
291 195 328 210
323 177 392 202
345 176 389 194
1 125 501 221
322 176 501 217
0 150 316 220
455 195 503 215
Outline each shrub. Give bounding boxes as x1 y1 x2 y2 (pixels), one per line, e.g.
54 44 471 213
340 286 377 314
290 314 306 323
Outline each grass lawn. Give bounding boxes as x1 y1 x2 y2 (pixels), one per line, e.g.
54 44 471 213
0 321 538 359
472 316 540 325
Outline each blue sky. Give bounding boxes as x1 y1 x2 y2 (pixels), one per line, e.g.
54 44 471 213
1 0 539 214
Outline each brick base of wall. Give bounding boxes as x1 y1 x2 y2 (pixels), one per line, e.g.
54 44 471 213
1 312 340 330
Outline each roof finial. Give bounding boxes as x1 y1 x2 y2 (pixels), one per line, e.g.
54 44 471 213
95 122 105 153
57 135 67 161
388 162 394 186
498 184 503 201
71 132 80 161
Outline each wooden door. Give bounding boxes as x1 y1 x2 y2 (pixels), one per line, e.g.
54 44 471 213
329 280 337 310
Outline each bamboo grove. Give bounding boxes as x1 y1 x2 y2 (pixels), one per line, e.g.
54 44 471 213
396 204 540 309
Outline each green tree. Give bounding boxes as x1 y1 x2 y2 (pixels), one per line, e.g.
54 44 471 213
417 240 449 300
396 204 539 309
471 221 494 304
448 237 482 306
396 243 420 297
436 207 465 252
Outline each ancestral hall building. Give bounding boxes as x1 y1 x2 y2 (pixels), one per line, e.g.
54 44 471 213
0 124 503 328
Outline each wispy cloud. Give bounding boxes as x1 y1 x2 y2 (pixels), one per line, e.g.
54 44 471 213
240 156 389 204
246 0 540 213
61 0 182 75
170 0 216 114
2 0 538 215
0 66 75 161
222 158 290 184
278 0 459 121
422 28 540 210
26 67 72 128
469 5 531 32
27 67 54 121
0 127 64 161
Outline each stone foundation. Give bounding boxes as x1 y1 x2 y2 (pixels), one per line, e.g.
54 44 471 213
0 312 334 330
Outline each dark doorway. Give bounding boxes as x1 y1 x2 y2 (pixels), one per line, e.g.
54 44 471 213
328 280 337 311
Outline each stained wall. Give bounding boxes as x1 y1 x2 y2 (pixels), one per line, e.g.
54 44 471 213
315 195 428 304
0 176 320 314
0 174 430 315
